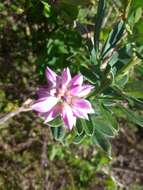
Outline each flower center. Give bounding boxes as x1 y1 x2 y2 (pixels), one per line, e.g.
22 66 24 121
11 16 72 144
55 86 72 105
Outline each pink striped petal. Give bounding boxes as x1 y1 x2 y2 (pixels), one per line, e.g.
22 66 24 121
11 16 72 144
44 105 60 123
70 85 94 97
56 75 62 89
37 85 56 98
45 67 57 86
31 96 59 113
70 86 81 96
77 85 94 97
69 74 83 87
61 104 76 130
61 68 71 85
72 98 94 114
72 108 89 120
37 85 50 98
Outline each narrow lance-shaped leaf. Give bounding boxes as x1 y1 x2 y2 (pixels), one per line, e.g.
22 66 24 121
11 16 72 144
76 119 83 135
51 126 65 140
99 103 119 131
124 81 143 98
80 66 99 84
109 44 132 79
60 0 89 6
102 20 125 59
91 116 115 137
92 129 111 155
79 118 94 136
94 0 106 49
48 116 63 127
73 132 85 144
119 105 143 127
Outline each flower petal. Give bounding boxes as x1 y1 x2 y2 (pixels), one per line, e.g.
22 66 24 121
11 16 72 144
72 108 89 120
69 74 83 87
31 97 59 113
56 75 62 89
77 85 94 97
61 68 71 85
69 86 81 96
72 98 94 114
45 67 57 86
44 105 60 123
61 104 76 130
37 85 49 98
70 85 94 97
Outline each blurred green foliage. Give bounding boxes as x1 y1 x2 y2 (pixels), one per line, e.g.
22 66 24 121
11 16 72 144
0 0 143 189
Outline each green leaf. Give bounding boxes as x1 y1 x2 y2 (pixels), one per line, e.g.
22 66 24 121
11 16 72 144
80 66 99 84
91 117 115 137
99 103 119 131
73 132 85 144
133 20 143 45
102 20 125 59
80 118 94 136
130 0 143 9
105 177 117 190
48 117 63 127
110 44 132 77
124 81 143 98
92 129 111 154
41 1 51 18
51 126 65 140
134 7 142 23
59 2 79 21
119 105 143 127
115 74 129 88
76 119 83 135
61 0 89 6
90 48 98 65
94 0 105 49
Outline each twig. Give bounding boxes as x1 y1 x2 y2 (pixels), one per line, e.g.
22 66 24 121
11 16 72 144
0 99 33 125
41 127 50 190
13 138 37 153
120 128 136 145
102 6 113 27
111 0 122 15
113 167 143 176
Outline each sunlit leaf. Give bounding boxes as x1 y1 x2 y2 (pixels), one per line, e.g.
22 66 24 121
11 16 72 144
102 20 125 59
80 66 99 84
94 0 106 49
124 81 143 98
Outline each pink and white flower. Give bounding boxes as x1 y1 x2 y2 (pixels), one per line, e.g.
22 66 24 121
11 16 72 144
31 67 94 130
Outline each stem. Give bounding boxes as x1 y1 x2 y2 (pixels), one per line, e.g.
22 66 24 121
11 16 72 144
0 99 32 125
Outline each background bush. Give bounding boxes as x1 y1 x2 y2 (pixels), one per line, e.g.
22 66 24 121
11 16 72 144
0 0 143 189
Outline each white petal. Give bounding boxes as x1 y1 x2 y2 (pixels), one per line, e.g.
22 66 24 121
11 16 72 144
45 67 57 86
61 104 76 130
44 105 59 123
61 68 71 85
77 85 94 97
31 97 59 113
69 74 83 87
